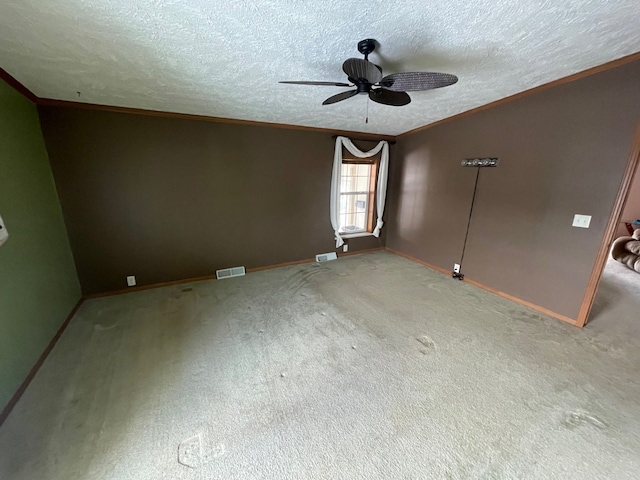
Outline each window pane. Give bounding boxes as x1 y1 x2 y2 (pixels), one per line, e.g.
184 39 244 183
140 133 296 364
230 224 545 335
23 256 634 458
355 176 369 192
357 164 371 176
344 176 357 193
339 195 348 212
339 161 373 233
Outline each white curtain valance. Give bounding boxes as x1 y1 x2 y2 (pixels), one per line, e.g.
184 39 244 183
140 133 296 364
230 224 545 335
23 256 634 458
330 136 390 248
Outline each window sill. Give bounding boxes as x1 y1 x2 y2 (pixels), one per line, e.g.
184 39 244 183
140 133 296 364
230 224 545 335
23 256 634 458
339 231 373 239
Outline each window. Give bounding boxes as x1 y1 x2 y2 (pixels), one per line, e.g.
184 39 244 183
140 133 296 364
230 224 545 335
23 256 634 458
338 160 378 234
330 136 389 248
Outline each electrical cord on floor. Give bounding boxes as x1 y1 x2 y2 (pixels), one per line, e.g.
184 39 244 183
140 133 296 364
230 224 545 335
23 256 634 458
452 166 480 280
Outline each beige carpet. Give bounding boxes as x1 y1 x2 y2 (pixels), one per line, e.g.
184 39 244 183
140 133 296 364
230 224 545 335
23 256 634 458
1 251 639 479
589 256 640 334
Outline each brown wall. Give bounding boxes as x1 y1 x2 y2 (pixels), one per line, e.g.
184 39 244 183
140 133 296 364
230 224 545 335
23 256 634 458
39 108 385 294
387 60 640 320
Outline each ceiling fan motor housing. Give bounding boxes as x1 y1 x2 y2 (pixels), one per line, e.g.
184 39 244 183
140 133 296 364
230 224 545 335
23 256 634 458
356 82 371 94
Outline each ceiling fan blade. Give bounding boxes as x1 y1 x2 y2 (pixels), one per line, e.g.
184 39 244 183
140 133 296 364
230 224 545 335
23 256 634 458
342 58 383 84
379 72 458 92
369 89 411 106
279 81 352 87
322 89 359 105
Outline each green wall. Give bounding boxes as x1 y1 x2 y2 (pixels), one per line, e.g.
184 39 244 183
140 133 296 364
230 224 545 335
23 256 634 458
0 79 80 410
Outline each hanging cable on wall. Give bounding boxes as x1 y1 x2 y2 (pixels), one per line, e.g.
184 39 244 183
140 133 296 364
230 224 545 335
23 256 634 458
452 158 499 280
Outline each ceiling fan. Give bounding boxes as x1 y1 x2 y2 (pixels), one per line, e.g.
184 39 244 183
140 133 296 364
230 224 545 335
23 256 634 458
279 39 458 106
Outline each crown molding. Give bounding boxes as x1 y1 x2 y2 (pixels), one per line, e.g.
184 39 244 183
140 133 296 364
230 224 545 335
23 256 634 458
0 67 38 103
36 97 396 141
398 50 640 138
4 50 639 140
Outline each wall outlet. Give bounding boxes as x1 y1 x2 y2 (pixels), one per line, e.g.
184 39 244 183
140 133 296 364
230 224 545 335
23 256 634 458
572 214 591 229
343 244 349 252
126 275 136 287
453 263 461 274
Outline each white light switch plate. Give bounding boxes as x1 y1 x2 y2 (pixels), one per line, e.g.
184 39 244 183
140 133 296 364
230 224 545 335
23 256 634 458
127 275 136 287
0 214 8 247
572 214 591 228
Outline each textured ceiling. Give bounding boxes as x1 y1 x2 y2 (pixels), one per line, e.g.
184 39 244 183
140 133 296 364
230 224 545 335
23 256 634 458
1 1 639 135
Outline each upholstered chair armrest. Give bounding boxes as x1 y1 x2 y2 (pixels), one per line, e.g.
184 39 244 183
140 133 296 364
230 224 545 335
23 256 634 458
611 236 633 260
